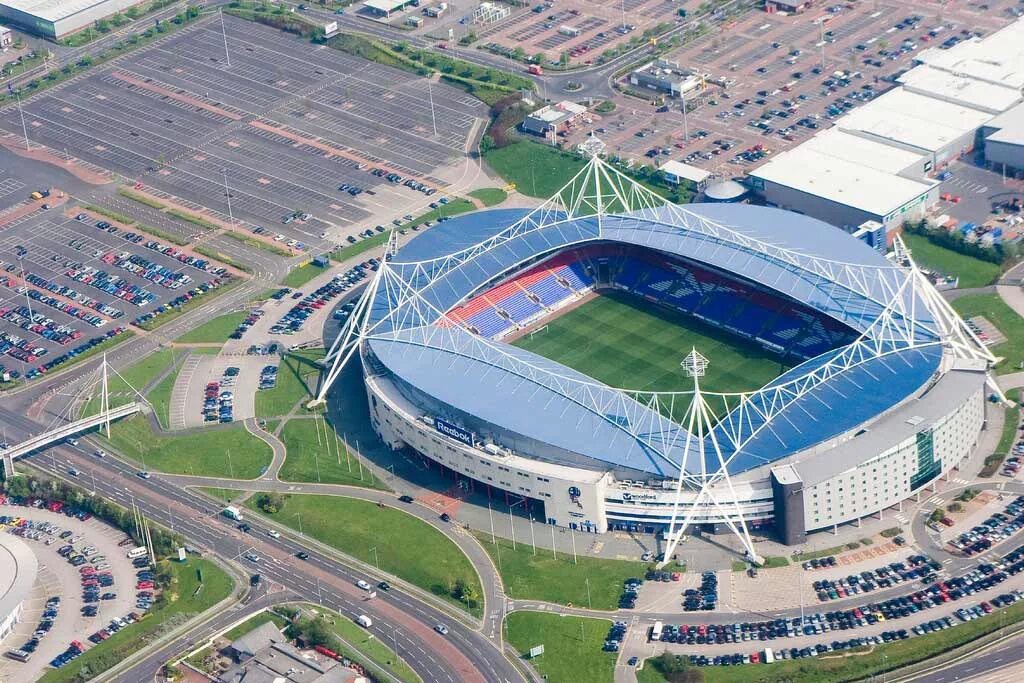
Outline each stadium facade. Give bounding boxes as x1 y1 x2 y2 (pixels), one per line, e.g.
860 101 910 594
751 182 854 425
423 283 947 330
316 146 999 560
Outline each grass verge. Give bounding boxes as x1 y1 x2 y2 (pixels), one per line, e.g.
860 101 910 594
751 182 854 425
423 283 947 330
255 349 324 419
475 532 646 610
135 279 241 331
330 232 389 263
281 263 328 289
247 494 482 616
982 387 1021 477
902 233 1001 289
99 414 273 479
952 294 1024 373
222 230 294 257
303 603 421 683
506 612 616 683
176 311 247 344
276 417 386 489
116 186 167 210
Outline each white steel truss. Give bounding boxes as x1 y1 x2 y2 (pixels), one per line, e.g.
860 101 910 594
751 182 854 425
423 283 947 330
312 144 1001 561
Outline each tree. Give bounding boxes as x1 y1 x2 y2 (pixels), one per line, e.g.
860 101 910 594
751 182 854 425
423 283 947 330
255 492 285 514
453 578 477 607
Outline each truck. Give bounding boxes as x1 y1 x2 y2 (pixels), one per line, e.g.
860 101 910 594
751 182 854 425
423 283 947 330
223 506 244 521
764 647 775 664
528 64 543 75
649 621 663 642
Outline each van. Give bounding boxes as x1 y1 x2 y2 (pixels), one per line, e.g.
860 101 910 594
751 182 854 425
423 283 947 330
356 614 373 628
126 546 148 560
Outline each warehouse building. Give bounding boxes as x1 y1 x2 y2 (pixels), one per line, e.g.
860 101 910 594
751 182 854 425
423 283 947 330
914 18 1024 93
748 129 939 233
836 88 992 167
0 0 145 38
982 102 1024 176
629 60 705 99
897 65 1022 115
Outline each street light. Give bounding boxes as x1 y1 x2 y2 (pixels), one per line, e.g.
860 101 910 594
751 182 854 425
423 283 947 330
293 512 303 536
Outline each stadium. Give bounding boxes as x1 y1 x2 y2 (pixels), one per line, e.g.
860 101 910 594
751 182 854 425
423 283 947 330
316 145 1000 561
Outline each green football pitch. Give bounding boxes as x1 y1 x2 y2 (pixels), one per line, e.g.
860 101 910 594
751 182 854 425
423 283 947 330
512 291 793 396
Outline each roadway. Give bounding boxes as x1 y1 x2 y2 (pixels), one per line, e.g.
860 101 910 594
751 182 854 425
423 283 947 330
0 406 526 683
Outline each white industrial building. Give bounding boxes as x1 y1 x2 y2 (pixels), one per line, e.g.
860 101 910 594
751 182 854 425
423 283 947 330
748 17 1024 233
982 102 1024 176
748 129 938 232
836 88 993 167
0 0 145 38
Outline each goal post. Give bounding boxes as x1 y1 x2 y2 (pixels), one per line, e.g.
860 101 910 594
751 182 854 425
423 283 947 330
530 324 549 339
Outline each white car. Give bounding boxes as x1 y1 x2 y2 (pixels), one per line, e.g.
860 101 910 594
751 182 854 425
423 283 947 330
266 529 280 539
356 580 371 591
434 624 449 635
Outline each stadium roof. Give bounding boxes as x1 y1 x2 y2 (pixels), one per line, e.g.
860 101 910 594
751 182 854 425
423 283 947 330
897 64 1023 114
0 533 37 634
837 89 993 154
366 199 942 479
748 145 936 218
792 361 987 484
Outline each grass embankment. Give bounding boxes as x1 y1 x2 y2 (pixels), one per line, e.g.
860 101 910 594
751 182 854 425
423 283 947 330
902 233 1002 289
506 612 616 683
276 417 386 489
311 604 421 683
255 349 324 418
475 533 646 610
81 345 172 414
176 311 248 344
246 494 482 615
953 294 1024 373
39 558 233 683
99 414 273 479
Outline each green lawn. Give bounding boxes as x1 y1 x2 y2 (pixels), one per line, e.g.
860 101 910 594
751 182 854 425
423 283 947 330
468 187 508 206
952 293 1024 373
505 612 617 683
484 142 588 198
247 494 482 615
513 291 792 396
476 533 647 610
221 230 293 257
176 311 247 344
641 597 1024 683
483 141 686 203
276 417 386 489
255 350 325 419
902 233 1001 288
98 414 273 479
281 262 329 289
40 558 233 683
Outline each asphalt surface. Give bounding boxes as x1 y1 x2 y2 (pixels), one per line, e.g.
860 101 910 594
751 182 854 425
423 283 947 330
915 631 1024 682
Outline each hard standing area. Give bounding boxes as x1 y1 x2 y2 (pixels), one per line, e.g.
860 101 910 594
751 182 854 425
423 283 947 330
0 15 486 246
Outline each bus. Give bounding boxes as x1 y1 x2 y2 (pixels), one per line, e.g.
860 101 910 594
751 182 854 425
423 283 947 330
649 621 663 642
126 546 148 560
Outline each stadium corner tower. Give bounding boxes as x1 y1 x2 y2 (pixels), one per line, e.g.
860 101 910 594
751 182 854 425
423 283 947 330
315 147 999 557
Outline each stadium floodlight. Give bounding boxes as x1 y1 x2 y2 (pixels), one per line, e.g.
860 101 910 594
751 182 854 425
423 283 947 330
312 149 1004 561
